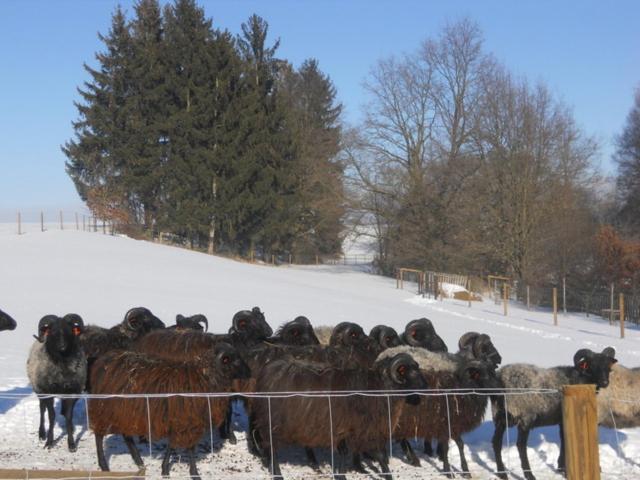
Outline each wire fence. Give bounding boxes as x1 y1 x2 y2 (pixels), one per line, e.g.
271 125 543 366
1 388 637 479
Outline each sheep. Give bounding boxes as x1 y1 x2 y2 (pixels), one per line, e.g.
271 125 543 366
378 345 501 476
250 352 428 479
266 316 320 346
597 363 640 429
26 314 87 452
457 331 502 369
88 342 250 478
0 308 17 331
401 318 448 352
492 347 617 480
228 306 272 343
170 313 208 332
370 325 402 350
80 306 166 364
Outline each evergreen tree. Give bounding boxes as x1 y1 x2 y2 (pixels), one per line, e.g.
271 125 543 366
225 14 296 256
280 59 344 255
63 6 135 223
126 0 168 230
161 0 217 246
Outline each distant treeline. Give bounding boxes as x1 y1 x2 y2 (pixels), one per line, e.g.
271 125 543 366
64 0 343 257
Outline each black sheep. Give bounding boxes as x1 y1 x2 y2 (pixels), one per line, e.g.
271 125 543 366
0 308 17 331
369 325 402 350
170 313 208 332
401 318 448 352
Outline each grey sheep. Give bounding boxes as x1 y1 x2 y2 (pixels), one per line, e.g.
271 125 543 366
26 314 87 452
492 347 617 480
597 363 640 429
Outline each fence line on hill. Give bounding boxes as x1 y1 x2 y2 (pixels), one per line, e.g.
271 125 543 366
395 266 640 338
0 386 622 480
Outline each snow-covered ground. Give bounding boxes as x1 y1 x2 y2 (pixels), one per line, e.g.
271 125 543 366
1 224 639 478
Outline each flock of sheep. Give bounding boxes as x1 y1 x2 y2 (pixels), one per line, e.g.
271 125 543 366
0 306 637 480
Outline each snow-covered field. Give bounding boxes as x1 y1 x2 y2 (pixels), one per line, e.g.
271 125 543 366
1 224 639 478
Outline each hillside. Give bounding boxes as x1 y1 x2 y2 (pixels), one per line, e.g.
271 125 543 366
1 225 639 478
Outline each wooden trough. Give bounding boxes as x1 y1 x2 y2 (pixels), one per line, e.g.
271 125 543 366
0 470 144 480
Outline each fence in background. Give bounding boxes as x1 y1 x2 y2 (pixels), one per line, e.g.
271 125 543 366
0 385 618 480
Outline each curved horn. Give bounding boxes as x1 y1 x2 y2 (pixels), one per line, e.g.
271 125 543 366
458 331 480 351
293 316 312 327
573 348 594 367
198 315 209 333
602 346 616 359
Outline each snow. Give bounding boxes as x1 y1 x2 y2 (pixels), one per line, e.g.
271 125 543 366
1 224 639 478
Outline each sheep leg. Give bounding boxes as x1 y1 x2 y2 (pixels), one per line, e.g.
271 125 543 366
351 452 367 473
38 399 47 440
62 398 77 452
516 425 535 480
304 447 321 471
400 439 421 466
95 434 110 471
557 422 566 474
424 438 434 456
332 440 348 480
373 449 392 480
454 435 471 478
219 402 237 445
491 414 508 480
161 447 173 476
44 397 55 448
187 447 201 480
123 435 144 468
439 440 454 479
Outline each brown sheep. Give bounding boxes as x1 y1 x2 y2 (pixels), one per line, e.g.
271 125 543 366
88 343 250 478
251 352 428 478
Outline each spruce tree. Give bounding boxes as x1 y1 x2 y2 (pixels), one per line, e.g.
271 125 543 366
63 6 135 223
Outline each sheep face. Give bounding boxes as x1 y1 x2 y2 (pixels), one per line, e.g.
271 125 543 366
459 359 502 392
0 309 17 331
378 353 428 405
370 325 402 350
329 322 377 352
403 318 448 352
38 314 85 361
274 316 320 345
459 332 502 368
574 347 617 390
213 343 251 381
175 314 208 332
229 307 273 344
123 307 165 337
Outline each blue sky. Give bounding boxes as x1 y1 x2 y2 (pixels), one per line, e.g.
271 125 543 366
0 0 639 220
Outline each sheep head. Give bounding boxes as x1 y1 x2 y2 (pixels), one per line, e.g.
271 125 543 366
122 307 165 338
379 353 428 405
229 306 273 345
175 314 208 332
273 316 320 345
370 325 402 350
403 318 448 352
0 309 17 332
573 347 618 390
458 331 502 368
37 314 84 360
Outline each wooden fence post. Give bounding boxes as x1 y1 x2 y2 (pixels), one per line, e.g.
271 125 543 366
620 293 625 339
562 384 600 480
563 276 567 314
503 283 508 316
41 211 44 232
102 220 106 234
75 213 79 230
527 285 530 310
17 211 21 235
467 277 472 308
609 283 614 325
60 211 63 230
315 254 319 265
82 215 85 231
553 288 558 326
